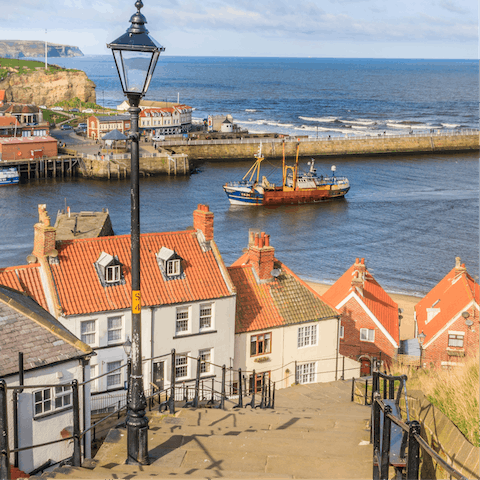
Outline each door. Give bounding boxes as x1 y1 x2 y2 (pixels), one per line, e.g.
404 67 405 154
360 358 371 377
153 361 164 390
249 372 271 393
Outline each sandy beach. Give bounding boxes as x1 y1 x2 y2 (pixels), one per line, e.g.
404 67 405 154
306 281 421 341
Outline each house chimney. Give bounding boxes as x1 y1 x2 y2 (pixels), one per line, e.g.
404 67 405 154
354 257 366 273
455 256 467 274
193 204 214 241
248 231 275 281
31 204 57 260
351 270 364 296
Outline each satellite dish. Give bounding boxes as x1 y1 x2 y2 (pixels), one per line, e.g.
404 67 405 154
271 269 281 278
466 319 474 326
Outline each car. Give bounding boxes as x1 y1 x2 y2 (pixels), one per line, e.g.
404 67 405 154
78 123 87 128
51 106 64 111
70 108 80 113
152 135 165 141
61 125 72 130
82 108 94 113
39 105 47 109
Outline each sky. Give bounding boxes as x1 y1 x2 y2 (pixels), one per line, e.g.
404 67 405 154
1 0 478 58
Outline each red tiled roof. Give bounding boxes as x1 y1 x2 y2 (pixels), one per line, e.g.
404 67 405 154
415 264 479 344
0 117 20 127
323 260 399 344
51 231 232 316
228 260 339 334
0 264 48 311
0 90 5 102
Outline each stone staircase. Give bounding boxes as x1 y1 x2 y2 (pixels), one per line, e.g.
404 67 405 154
35 380 373 479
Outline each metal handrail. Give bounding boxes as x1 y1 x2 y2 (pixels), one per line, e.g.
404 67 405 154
414 433 468 480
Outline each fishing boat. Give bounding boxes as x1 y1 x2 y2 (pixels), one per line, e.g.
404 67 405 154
0 167 19 186
223 142 350 206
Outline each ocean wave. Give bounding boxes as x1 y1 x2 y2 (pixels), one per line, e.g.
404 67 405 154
245 109 257 112
441 123 460 128
386 123 428 129
298 116 338 123
295 125 354 134
340 119 376 126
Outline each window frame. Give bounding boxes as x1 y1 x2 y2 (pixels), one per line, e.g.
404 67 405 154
175 354 188 379
360 328 375 343
80 319 97 346
296 362 316 384
297 325 318 349
199 348 212 374
106 361 122 389
105 264 121 284
199 303 214 331
250 332 272 356
33 385 72 418
107 315 123 344
448 334 464 348
176 306 190 335
167 259 181 277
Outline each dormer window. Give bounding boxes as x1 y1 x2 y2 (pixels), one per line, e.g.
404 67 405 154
167 259 181 276
156 247 185 281
106 264 121 283
95 252 124 287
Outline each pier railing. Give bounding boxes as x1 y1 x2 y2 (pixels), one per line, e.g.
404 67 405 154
358 371 468 480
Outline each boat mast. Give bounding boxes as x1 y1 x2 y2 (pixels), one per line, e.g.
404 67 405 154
282 141 286 186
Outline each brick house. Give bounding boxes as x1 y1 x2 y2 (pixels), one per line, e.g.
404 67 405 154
1 204 236 411
323 258 399 375
414 257 479 368
228 231 360 390
0 117 21 137
87 115 130 140
0 136 57 161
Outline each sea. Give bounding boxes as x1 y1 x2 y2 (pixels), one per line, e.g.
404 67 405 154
0 56 478 297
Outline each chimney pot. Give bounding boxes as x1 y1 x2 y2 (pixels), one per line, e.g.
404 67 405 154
265 235 270 247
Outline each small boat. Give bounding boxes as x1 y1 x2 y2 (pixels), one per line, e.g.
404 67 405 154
223 142 350 206
0 167 19 186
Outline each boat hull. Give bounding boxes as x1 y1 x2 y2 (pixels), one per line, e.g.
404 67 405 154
0 168 19 186
224 185 350 206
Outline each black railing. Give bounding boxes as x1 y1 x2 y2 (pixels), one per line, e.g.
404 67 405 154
1 349 359 479
362 371 468 480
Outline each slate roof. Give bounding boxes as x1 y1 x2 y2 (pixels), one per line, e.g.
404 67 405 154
0 135 56 145
50 230 233 316
102 129 127 140
95 115 129 122
228 260 339 334
323 260 399 344
0 264 48 310
415 262 479 344
0 285 92 377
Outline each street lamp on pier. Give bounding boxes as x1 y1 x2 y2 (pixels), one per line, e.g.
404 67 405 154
108 0 164 465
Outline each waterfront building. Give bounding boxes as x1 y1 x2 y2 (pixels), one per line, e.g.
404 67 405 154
322 258 400 375
0 135 57 161
139 105 192 136
87 115 130 140
0 117 21 137
2 204 236 411
0 284 93 473
0 103 42 124
228 231 360 389
414 257 479 368
117 99 180 111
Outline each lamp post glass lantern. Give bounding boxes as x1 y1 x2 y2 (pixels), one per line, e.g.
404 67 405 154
107 0 163 466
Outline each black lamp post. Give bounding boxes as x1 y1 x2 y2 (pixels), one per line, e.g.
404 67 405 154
108 1 164 465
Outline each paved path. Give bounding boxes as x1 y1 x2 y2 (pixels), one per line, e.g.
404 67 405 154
37 380 373 479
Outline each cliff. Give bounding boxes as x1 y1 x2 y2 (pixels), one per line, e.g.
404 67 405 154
0 69 96 105
0 41 83 58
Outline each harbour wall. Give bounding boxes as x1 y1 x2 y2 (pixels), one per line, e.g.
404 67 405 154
168 132 479 161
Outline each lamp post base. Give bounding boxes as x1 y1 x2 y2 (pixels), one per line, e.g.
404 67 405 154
126 413 150 465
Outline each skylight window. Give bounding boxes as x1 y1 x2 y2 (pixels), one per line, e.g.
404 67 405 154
156 247 184 281
94 252 124 287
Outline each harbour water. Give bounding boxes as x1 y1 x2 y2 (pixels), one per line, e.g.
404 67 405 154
0 151 477 297
0 56 478 296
